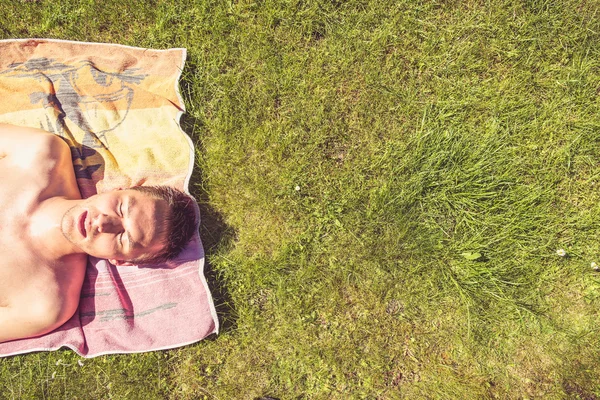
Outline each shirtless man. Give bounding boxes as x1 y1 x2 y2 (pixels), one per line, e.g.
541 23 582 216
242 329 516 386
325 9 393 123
0 124 198 343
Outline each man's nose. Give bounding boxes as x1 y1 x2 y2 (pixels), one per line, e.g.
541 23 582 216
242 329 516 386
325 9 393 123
93 214 122 234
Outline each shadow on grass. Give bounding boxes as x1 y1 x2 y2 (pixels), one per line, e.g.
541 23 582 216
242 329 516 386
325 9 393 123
180 111 237 335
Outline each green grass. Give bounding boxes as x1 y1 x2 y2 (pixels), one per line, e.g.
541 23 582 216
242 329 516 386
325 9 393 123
2 0 600 398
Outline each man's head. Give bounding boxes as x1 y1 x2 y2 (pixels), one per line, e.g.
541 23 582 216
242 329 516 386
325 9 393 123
61 185 198 265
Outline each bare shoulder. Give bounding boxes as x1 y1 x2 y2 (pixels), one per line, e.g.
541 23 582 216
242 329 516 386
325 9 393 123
0 254 86 343
0 295 75 343
0 297 61 343
0 123 65 143
0 124 70 165
0 123 61 137
0 124 79 200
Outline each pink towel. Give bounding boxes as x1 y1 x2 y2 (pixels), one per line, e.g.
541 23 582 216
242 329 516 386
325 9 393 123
0 39 218 357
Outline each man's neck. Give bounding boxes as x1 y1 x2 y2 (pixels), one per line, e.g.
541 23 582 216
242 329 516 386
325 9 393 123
28 197 85 261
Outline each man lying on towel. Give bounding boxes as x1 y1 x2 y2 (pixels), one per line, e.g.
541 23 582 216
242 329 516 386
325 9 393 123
0 124 197 343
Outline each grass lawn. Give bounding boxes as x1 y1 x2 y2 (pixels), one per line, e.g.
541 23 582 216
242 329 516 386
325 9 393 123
2 0 600 398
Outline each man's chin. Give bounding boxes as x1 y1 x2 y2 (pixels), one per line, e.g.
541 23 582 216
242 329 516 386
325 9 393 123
59 221 87 255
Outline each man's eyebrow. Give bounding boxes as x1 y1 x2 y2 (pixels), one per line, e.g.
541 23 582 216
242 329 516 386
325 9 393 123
125 197 139 250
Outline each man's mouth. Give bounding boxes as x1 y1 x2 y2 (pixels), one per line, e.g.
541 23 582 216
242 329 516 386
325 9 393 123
79 211 88 238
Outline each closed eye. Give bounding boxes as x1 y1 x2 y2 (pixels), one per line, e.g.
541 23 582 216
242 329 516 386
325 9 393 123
117 203 125 247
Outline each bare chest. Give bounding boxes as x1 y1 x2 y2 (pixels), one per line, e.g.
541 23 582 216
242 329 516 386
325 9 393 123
0 165 40 244
0 161 85 306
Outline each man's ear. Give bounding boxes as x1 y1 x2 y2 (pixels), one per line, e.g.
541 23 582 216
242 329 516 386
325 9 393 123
109 258 135 266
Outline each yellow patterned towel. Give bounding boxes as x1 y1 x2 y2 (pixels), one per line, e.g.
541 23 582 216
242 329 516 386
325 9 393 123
0 39 218 357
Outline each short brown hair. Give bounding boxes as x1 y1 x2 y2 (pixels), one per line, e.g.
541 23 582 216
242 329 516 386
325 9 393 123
128 185 198 264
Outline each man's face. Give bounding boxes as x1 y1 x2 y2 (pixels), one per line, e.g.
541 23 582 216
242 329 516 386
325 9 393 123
61 189 169 264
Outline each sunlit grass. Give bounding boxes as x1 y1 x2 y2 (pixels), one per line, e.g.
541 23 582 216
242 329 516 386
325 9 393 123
1 0 600 398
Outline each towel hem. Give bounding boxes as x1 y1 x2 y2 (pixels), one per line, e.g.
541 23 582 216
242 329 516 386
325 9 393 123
0 38 186 53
